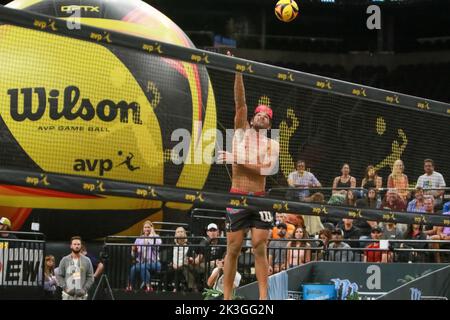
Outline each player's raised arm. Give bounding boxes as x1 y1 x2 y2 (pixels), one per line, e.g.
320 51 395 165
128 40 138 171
227 51 249 130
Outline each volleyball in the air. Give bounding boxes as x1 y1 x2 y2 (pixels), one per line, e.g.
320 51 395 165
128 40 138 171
275 0 299 22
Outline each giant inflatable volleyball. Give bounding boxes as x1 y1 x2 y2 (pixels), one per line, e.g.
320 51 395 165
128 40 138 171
0 0 217 239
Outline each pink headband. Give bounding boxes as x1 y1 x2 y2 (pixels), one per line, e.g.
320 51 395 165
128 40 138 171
254 105 273 119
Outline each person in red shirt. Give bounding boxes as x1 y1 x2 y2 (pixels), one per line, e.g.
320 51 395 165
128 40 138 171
364 227 388 263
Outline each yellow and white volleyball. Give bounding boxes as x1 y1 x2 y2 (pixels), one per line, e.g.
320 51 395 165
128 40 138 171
275 0 299 23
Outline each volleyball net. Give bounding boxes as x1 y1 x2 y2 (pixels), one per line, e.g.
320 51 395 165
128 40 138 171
0 5 449 226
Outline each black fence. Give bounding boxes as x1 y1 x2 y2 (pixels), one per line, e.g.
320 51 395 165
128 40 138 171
102 236 450 294
0 232 46 299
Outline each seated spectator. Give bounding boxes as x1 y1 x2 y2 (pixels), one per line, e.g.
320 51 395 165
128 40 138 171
327 228 354 262
0 217 19 249
356 188 379 209
416 159 446 209
337 218 361 248
302 193 325 235
344 190 357 207
272 213 295 239
206 252 241 296
318 229 332 248
363 227 388 263
186 223 226 291
44 255 58 299
287 160 322 201
168 226 196 292
361 165 382 191
423 196 439 237
381 188 406 212
268 223 289 274
429 210 450 263
332 163 356 195
387 159 410 201
127 220 162 292
399 224 428 262
407 187 426 213
287 227 311 268
381 222 403 240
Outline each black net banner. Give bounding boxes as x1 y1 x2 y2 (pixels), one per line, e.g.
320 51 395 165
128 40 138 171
0 3 449 239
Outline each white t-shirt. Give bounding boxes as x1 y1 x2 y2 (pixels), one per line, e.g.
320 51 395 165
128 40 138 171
212 268 241 292
416 171 446 196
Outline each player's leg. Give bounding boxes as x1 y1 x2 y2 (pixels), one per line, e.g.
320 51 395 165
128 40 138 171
223 229 245 300
251 227 271 300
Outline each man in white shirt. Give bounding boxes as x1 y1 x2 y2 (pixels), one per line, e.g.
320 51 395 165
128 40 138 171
287 160 321 200
415 159 446 207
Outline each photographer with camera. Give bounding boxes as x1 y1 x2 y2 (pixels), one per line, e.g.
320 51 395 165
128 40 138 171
57 236 94 300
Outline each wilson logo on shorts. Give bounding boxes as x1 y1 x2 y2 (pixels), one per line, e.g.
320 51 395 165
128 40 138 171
258 211 273 223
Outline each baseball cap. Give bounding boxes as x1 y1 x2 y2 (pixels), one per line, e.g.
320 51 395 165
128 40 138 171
207 223 218 231
371 226 382 233
0 217 11 228
331 228 343 236
254 105 273 120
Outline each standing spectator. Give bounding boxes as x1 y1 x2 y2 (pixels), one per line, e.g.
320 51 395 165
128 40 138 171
407 187 426 213
363 227 388 263
361 164 382 191
56 236 94 300
416 159 446 208
0 217 18 249
332 163 357 195
127 220 162 292
287 160 322 200
81 244 104 280
287 226 311 268
387 159 410 201
327 228 354 262
268 223 289 274
44 255 58 299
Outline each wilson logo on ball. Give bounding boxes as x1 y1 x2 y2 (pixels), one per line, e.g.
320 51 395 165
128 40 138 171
275 0 299 23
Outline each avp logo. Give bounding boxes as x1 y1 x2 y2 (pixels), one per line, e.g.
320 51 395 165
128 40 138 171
74 151 140 176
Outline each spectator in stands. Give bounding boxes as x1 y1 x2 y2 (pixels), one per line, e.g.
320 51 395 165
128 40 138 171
399 224 428 263
168 226 196 292
407 187 426 213
287 226 311 268
361 165 382 191
318 229 332 248
423 196 439 238
303 193 326 235
381 188 406 212
337 218 361 248
429 205 450 263
188 223 226 286
81 244 104 280
387 159 410 201
127 220 162 292
207 252 241 296
287 160 322 200
381 222 403 240
344 190 357 207
327 228 354 262
416 159 446 208
0 217 18 249
355 188 380 237
272 213 295 239
268 223 289 274
57 236 94 300
332 163 356 195
363 227 388 263
44 255 58 299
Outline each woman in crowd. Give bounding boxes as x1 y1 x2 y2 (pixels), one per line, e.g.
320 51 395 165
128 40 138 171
44 255 58 299
287 226 311 268
361 165 382 190
387 159 410 201
127 220 162 292
332 163 357 195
